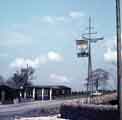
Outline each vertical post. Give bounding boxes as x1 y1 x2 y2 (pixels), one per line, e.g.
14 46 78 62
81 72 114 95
24 90 26 99
96 79 98 92
116 0 122 119
33 88 35 100
50 88 52 100
76 16 104 104
88 16 92 103
20 91 22 98
1 90 5 104
41 88 44 101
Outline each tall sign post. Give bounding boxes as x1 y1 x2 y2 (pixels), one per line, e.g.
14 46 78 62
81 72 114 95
76 17 104 103
116 0 122 119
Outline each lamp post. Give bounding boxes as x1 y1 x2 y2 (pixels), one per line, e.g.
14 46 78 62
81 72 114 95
115 0 122 119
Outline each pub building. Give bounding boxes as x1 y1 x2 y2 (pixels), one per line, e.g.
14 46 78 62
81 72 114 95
0 85 71 104
0 85 19 104
20 85 71 100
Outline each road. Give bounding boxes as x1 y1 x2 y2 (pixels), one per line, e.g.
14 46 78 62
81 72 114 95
0 93 117 119
0 98 83 117
0 100 67 116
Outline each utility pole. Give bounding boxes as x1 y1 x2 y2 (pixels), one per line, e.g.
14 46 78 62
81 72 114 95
116 0 122 119
82 17 104 103
88 17 92 96
76 17 104 103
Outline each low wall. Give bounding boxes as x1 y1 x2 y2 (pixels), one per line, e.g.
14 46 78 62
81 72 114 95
60 103 118 120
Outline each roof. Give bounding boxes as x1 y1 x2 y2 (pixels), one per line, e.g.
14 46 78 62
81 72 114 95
0 85 14 90
0 84 71 90
0 84 20 90
24 85 71 89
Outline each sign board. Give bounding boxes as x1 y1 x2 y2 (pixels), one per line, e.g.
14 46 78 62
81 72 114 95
76 40 88 49
77 51 89 57
76 40 88 57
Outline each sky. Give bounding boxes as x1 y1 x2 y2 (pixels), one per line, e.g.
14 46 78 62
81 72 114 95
0 0 121 91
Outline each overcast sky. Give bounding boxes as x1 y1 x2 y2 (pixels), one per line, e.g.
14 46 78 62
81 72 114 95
0 0 121 91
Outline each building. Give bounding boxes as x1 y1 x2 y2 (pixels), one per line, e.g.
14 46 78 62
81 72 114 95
0 85 71 104
20 85 71 101
0 85 19 104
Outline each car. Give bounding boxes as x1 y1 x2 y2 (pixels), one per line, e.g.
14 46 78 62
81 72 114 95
91 91 102 96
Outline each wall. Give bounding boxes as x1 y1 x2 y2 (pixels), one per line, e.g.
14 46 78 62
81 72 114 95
60 104 118 120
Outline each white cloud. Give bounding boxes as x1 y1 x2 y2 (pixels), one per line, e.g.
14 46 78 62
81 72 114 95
10 57 46 69
48 51 63 62
104 48 117 63
42 16 54 24
0 11 85 47
38 56 48 64
10 51 63 68
55 16 65 22
10 57 44 69
40 11 84 24
41 16 66 24
69 11 84 19
103 34 122 64
49 73 70 83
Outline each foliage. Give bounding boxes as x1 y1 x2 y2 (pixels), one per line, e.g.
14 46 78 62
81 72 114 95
0 75 5 85
6 65 35 88
85 68 109 91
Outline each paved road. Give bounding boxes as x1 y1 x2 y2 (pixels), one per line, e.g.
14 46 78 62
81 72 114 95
0 100 63 116
0 93 117 119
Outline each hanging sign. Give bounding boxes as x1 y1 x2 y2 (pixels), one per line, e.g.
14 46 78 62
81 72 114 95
76 40 88 57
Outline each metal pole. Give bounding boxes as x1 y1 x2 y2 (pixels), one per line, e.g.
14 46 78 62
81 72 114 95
78 17 104 103
88 16 92 103
116 0 122 119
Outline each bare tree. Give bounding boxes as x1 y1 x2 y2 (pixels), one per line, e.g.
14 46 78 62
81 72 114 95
0 75 5 85
6 65 35 89
85 68 109 92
